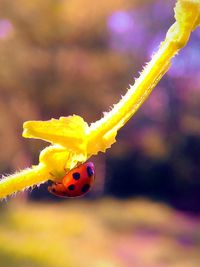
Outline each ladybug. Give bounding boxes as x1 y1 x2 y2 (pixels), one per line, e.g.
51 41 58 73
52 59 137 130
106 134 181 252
48 162 95 198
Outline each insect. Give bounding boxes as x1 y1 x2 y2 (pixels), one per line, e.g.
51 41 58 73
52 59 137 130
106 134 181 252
48 162 95 198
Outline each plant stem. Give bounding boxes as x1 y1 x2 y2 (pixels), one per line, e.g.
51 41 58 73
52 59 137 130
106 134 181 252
0 165 49 198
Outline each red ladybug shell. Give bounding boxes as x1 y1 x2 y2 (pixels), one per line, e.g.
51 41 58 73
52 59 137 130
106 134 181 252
48 162 95 198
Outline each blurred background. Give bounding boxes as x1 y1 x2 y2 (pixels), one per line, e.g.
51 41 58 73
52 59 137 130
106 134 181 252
0 0 200 266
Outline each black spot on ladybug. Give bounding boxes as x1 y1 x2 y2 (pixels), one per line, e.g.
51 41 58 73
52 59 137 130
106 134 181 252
72 172 81 180
68 184 75 191
87 166 94 177
81 184 90 193
52 188 56 193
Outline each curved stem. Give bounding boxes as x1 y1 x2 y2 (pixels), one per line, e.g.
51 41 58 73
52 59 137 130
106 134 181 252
88 0 200 151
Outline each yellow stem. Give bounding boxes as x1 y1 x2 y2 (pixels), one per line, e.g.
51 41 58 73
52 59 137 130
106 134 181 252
0 165 49 198
88 0 200 149
88 39 172 140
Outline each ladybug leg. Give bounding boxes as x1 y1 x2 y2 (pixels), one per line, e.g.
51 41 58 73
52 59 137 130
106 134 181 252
49 172 63 185
49 172 56 178
63 167 68 173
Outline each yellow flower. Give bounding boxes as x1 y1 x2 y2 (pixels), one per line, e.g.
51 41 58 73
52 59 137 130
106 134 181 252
0 0 200 199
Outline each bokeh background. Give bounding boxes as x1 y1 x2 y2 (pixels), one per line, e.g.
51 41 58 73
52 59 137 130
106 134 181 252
0 0 200 266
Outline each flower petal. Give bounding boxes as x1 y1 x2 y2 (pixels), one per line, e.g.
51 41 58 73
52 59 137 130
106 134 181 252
23 115 89 154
